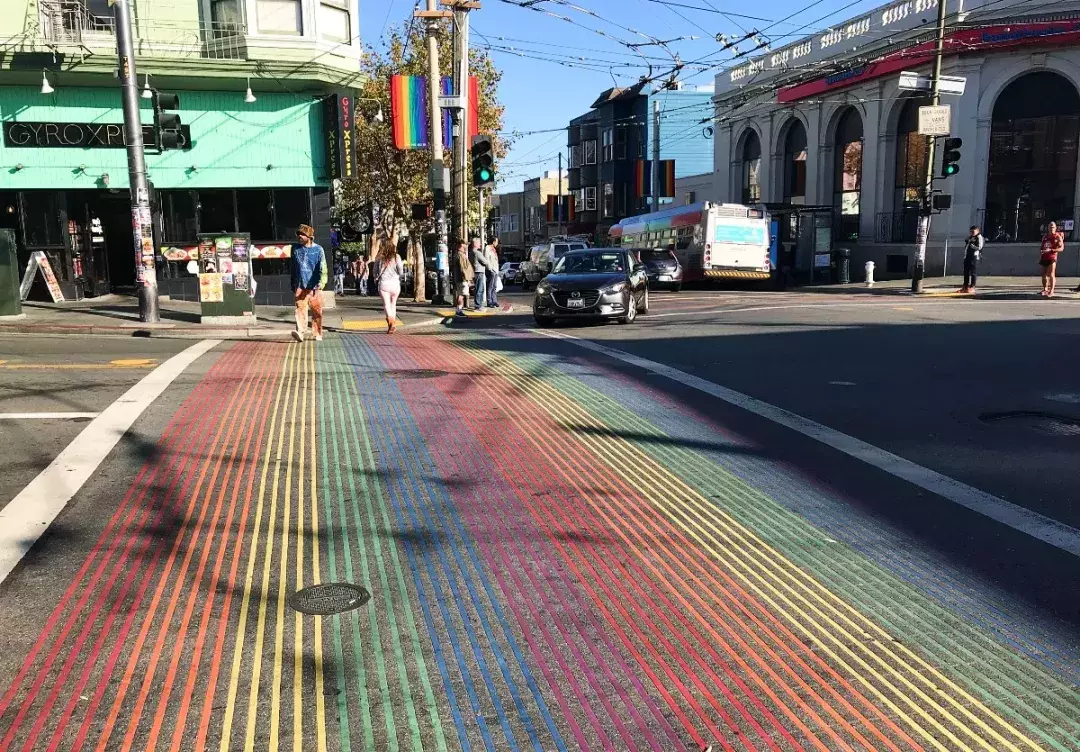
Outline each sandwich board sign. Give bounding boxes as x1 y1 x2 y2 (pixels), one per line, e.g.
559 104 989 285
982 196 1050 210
19 251 65 302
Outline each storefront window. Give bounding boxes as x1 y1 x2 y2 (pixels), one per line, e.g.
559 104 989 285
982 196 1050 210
833 108 863 240
236 189 274 240
783 120 807 204
161 191 198 243
198 190 236 235
21 192 64 248
985 72 1080 242
888 98 932 242
273 189 311 239
740 130 761 204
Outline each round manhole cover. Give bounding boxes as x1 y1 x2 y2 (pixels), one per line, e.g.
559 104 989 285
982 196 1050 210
978 411 1080 437
384 369 447 379
287 583 370 615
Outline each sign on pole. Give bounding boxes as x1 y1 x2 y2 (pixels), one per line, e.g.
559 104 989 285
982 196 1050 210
898 71 967 96
918 104 951 136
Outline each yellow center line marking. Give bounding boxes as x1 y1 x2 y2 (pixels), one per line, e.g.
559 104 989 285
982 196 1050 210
0 363 156 370
464 344 1040 752
293 343 308 751
309 344 328 752
218 345 290 751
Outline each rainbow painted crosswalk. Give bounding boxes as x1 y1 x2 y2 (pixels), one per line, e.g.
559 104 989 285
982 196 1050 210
1 332 1078 751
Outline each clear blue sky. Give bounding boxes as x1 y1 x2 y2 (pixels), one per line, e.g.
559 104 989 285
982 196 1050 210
360 0 881 192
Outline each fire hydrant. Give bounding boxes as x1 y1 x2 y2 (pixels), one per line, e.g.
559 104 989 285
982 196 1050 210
864 260 876 287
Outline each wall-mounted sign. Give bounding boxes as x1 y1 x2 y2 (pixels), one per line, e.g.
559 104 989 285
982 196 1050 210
324 93 357 180
3 121 193 150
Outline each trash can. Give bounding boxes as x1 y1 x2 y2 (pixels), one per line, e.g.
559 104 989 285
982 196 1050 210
833 247 851 284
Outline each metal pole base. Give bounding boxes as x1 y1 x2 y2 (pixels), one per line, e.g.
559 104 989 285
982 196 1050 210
139 286 160 323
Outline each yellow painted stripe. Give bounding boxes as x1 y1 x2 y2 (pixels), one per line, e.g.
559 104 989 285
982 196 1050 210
703 270 770 279
0 363 156 370
342 319 400 331
218 345 293 752
465 345 1041 752
309 344 328 752
293 342 307 751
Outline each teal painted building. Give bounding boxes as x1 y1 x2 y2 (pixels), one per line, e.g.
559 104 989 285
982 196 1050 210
0 0 363 300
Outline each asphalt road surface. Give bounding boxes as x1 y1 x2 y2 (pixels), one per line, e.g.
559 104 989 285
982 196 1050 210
1 290 1078 751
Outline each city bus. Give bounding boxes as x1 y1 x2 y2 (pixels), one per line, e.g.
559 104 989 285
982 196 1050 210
610 202 774 283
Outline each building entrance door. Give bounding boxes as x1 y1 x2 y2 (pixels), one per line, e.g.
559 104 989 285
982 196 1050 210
87 193 135 291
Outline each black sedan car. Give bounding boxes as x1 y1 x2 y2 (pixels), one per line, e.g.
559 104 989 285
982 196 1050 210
636 247 683 291
533 248 649 326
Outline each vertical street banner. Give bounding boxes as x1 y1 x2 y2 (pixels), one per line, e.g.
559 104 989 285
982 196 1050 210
546 195 576 223
633 160 676 199
391 75 480 150
324 93 358 179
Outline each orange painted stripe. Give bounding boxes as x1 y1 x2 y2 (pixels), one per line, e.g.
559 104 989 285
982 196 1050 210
91 346 271 752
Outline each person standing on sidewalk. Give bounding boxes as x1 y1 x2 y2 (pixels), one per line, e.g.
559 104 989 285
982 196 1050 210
469 237 489 312
1039 221 1064 297
333 253 347 295
452 238 474 317
375 237 405 334
485 237 501 309
290 224 327 343
351 255 368 296
959 225 984 293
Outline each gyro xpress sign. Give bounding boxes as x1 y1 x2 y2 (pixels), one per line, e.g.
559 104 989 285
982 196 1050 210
3 121 193 150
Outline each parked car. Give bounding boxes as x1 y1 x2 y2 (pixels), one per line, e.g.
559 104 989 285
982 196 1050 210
635 247 683 291
499 262 521 285
521 240 589 290
532 247 648 326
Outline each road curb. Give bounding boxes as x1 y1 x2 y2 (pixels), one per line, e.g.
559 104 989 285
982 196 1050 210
0 322 293 340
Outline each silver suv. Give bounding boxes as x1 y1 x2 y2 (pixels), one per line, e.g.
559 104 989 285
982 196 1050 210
521 240 589 290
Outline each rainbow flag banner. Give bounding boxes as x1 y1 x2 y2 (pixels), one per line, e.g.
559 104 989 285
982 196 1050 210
633 159 677 198
391 74 481 151
546 195 576 223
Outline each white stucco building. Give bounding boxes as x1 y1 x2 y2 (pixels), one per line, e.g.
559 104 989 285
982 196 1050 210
712 0 1080 277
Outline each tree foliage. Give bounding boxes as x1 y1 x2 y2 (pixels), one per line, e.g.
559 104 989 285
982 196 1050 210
337 15 507 300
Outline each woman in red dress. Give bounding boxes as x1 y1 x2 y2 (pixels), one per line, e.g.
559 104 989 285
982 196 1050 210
1039 221 1064 297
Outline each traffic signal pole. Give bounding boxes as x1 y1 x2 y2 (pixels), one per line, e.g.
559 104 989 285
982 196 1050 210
912 0 949 293
418 0 449 305
112 0 158 322
452 3 472 243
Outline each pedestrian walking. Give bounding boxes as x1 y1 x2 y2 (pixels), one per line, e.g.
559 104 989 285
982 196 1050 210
1039 221 1064 297
959 225 984 293
375 237 405 333
351 255 367 295
290 224 327 342
452 238 474 317
485 237 501 308
333 254 347 295
469 237 490 312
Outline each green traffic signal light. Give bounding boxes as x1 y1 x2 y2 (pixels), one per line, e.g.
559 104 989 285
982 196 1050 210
940 136 962 178
471 135 496 187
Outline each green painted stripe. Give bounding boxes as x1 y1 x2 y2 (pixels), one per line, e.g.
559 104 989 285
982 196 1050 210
318 343 371 751
461 339 1080 750
332 337 446 752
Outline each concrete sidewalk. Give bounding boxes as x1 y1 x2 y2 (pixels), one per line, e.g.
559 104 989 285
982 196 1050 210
805 274 1080 298
0 292 481 339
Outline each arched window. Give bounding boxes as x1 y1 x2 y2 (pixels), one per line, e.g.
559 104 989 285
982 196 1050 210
783 120 807 204
740 130 762 204
833 108 863 240
892 97 931 241
985 71 1080 242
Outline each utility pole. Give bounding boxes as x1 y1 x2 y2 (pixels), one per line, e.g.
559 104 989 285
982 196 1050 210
477 189 486 248
557 151 564 236
112 0 158 322
651 99 661 213
912 0 949 293
417 0 450 304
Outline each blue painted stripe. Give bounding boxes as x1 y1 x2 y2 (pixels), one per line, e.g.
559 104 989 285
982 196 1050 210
340 338 473 750
345 336 549 750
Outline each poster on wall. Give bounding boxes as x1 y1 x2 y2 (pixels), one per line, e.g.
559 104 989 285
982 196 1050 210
199 273 224 302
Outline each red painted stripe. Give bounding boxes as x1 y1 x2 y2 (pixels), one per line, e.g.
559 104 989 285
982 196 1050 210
381 344 655 748
458 334 921 750
26 347 258 752
190 345 287 750
0 347 240 749
403 339 752 749
157 345 281 748
115 346 273 751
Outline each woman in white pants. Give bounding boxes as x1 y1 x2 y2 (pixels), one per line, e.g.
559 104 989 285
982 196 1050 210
375 238 404 333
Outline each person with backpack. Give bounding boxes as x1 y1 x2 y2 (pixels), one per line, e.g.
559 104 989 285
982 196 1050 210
959 225 984 293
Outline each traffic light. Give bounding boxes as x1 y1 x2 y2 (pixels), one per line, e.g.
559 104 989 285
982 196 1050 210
153 92 182 151
940 137 962 178
471 135 495 188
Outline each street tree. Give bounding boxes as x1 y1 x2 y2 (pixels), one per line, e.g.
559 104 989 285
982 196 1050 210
339 16 507 302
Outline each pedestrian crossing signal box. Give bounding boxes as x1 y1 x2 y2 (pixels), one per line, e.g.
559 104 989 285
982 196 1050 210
196 233 256 325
